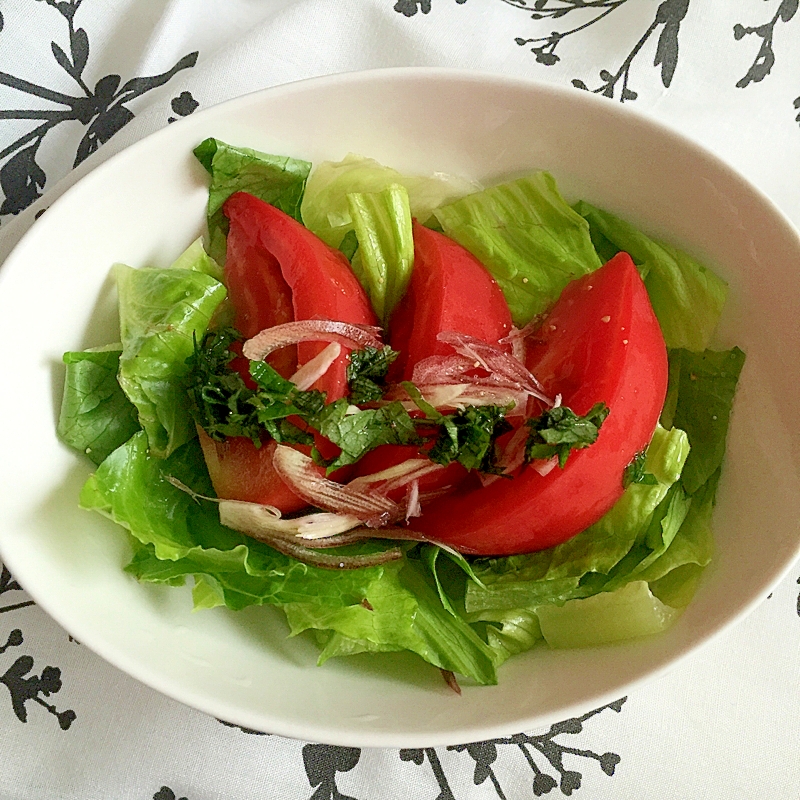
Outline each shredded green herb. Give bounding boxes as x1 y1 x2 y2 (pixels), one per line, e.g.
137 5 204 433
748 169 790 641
525 402 610 468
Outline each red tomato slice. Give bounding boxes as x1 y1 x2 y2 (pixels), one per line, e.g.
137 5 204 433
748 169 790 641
197 429 308 513
389 221 513 379
361 223 513 499
407 252 668 555
200 193 377 511
224 192 377 397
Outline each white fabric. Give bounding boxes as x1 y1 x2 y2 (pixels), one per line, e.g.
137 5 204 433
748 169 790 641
1 1 799 797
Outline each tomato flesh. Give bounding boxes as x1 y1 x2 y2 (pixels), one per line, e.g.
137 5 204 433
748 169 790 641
389 221 512 379
407 252 669 555
197 429 308 512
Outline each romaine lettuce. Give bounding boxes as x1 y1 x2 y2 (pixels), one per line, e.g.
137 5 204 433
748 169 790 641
81 432 498 683
432 173 603 326
57 346 140 465
115 260 226 458
194 138 311 263
300 153 477 249
346 184 414 325
575 202 728 351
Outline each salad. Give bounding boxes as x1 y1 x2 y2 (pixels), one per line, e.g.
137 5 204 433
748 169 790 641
57 139 744 689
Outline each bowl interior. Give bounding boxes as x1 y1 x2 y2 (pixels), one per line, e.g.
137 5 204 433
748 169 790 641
1 69 799 747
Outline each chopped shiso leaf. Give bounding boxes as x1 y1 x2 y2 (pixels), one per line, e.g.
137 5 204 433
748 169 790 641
525 402 610 468
346 345 400 404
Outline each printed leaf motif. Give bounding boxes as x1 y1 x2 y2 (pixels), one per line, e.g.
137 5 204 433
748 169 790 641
71 26 89 73
0 628 76 729
734 0 798 88
0 0 198 218
303 745 361 800
506 0 689 101
0 144 46 215
400 699 626 798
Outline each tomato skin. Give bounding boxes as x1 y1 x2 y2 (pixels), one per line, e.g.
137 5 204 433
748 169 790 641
389 221 513 379
407 252 668 555
200 193 376 512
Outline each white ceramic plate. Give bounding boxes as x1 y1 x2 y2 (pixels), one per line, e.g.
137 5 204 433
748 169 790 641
1 69 799 748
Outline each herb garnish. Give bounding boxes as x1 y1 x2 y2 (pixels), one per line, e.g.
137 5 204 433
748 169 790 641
525 402 610 468
622 450 659 488
346 345 400 404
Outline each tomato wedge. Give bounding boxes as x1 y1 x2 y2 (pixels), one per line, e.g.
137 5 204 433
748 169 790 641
358 223 513 497
407 252 669 555
200 193 377 511
389 221 512 379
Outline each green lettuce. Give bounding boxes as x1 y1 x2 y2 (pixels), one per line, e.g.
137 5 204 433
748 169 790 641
300 153 477 249
194 138 311 263
575 202 728 350
464 425 690 616
662 348 746 494
81 432 497 684
536 581 679 648
57 347 140 465
346 184 414 325
115 257 227 458
432 173 603 326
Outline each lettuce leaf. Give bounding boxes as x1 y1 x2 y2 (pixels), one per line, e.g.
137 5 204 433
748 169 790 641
536 581 679 648
115 261 226 458
300 153 477 249
346 184 414 325
575 202 728 351
662 348 746 495
194 138 311 263
81 433 497 684
57 347 140 465
433 173 602 326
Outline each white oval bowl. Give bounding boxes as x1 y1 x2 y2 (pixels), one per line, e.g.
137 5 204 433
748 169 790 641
0 68 799 748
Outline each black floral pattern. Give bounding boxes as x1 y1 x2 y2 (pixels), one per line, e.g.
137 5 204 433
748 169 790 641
401 699 625 798
303 745 361 800
0 564 76 730
733 0 798 88
1 2 799 797
0 0 197 219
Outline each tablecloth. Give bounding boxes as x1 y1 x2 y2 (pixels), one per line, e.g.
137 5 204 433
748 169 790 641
1 1 799 798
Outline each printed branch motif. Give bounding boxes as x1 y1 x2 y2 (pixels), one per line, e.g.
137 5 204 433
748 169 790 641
733 0 798 88
394 0 467 16
303 744 361 800
0 564 34 614
569 0 690 101
509 0 629 67
0 0 198 218
0 627 76 729
400 698 626 798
